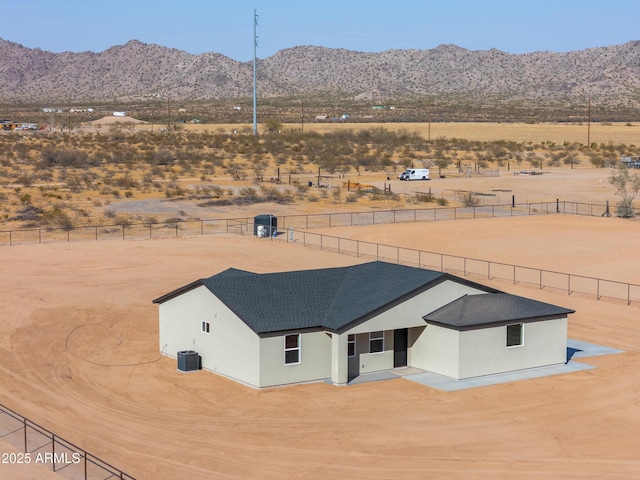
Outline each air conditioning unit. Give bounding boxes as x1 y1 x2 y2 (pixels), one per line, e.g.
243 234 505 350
177 350 201 372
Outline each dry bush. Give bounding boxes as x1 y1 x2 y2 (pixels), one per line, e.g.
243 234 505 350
0 125 638 229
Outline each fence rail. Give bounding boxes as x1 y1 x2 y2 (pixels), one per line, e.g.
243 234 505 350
2 200 634 305
279 229 640 307
0 201 611 246
0 402 136 479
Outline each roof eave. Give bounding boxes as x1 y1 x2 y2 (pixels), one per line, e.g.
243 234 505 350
425 311 574 331
334 273 449 333
152 279 204 304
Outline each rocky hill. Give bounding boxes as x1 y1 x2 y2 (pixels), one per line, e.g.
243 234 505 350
1 38 639 108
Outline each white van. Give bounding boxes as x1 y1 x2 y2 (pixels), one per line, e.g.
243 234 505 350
399 168 429 181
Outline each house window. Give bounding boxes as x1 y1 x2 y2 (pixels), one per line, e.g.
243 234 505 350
201 321 210 334
369 331 384 354
348 334 356 357
284 334 300 365
506 323 523 347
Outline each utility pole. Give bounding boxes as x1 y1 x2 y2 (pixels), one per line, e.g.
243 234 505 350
587 94 591 147
427 97 431 141
253 9 258 136
301 97 304 133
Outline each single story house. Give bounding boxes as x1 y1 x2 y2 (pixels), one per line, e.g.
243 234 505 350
153 261 574 388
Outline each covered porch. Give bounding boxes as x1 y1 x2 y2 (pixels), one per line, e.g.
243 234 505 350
330 327 424 385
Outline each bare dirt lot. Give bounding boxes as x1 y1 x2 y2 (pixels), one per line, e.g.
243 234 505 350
1 208 640 479
1 121 639 479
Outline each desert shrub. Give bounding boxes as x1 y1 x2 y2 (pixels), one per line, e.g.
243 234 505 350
108 125 126 141
164 184 186 198
413 192 435 203
152 149 176 165
17 192 32 205
55 214 75 231
609 166 640 218
13 205 42 222
41 205 74 230
237 187 260 203
15 174 33 187
563 155 579 166
259 186 294 204
615 199 635 218
39 148 97 168
63 175 85 193
114 215 131 227
232 169 248 181
459 192 480 207
108 175 138 189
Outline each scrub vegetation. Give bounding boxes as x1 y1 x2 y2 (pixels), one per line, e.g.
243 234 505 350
0 123 637 230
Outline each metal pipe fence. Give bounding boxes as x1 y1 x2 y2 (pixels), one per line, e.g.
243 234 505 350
281 229 640 306
1 200 634 302
0 201 613 246
0 402 136 480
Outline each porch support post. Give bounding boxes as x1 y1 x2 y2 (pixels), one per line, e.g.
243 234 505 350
331 333 349 385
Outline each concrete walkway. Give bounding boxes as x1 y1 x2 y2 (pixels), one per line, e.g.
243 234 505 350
346 339 624 391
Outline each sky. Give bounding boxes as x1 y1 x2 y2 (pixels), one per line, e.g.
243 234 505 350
2 0 639 62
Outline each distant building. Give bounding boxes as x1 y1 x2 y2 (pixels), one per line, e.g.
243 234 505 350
113 111 126 117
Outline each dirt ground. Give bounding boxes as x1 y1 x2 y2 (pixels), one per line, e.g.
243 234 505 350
1 168 640 479
96 166 617 226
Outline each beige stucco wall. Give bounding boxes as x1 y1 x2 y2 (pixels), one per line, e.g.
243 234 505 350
158 279 566 388
411 324 461 378
346 280 485 335
457 317 568 378
158 286 261 387
350 330 394 374
259 330 332 387
414 316 568 379
339 280 486 378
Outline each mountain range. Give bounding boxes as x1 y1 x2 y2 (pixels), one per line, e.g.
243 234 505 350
1 38 639 108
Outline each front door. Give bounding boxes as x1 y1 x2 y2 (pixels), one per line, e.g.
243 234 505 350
394 329 408 368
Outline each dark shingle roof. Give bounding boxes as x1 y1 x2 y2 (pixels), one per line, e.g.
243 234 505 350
423 293 575 329
195 262 446 334
154 261 574 335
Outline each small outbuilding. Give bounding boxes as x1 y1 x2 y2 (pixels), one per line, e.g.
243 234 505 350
153 261 574 388
253 214 277 237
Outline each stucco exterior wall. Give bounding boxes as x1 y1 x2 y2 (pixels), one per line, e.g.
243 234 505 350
340 280 485 377
457 317 568 379
157 275 569 388
158 286 261 387
353 330 394 374
411 324 461 378
347 280 485 334
259 331 332 387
